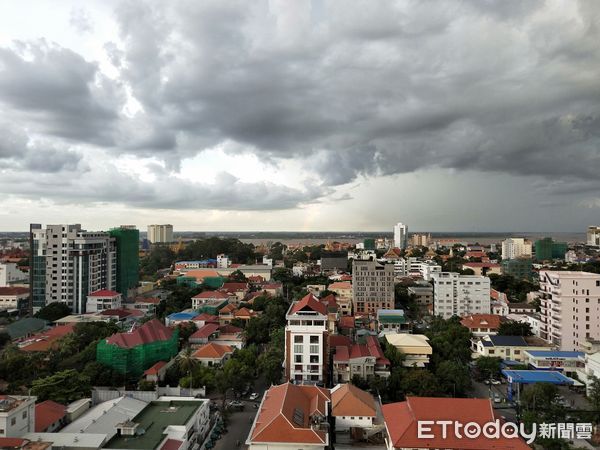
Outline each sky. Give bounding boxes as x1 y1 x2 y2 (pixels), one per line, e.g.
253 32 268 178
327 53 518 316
0 0 599 232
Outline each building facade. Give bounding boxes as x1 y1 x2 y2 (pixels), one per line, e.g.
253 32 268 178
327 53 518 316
284 294 329 385
352 260 394 316
501 258 533 280
29 224 117 313
539 270 600 351
147 224 174 243
534 237 568 261
108 226 140 297
587 226 600 247
501 238 532 260
393 223 408 249
432 272 491 319
0 263 28 287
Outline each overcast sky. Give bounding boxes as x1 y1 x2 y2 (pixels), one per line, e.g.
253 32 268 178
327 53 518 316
0 0 599 232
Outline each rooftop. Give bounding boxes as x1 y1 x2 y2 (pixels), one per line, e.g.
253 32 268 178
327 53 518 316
289 293 327 316
0 286 29 296
35 400 66 432
331 383 376 418
104 400 205 449
88 289 121 298
105 319 173 348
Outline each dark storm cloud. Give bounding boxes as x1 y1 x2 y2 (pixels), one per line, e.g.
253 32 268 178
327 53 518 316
1 0 600 211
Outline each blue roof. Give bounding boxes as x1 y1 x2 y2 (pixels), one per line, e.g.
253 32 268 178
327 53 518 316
167 312 198 320
377 309 405 316
488 335 528 347
502 370 574 385
525 350 584 358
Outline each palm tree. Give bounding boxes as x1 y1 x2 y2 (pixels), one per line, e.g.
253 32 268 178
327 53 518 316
178 346 198 389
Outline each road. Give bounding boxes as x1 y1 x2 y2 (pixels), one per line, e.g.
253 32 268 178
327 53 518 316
470 379 518 422
213 401 257 450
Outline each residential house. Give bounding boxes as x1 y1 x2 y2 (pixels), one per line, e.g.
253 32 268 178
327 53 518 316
0 396 36 437
332 335 390 383
460 314 504 337
34 400 66 433
192 343 234 366
246 383 330 449
384 334 432 367
191 291 229 312
143 361 169 383
0 287 29 312
218 282 249 304
85 289 122 313
473 335 553 362
377 309 411 334
329 281 353 315
330 383 379 434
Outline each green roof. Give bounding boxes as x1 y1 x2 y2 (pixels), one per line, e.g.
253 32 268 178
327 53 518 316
6 318 47 339
103 400 204 449
378 315 407 324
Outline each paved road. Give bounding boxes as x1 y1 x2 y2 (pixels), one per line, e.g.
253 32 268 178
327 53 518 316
213 401 257 450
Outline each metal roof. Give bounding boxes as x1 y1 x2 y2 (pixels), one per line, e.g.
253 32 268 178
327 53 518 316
524 350 584 358
501 370 574 385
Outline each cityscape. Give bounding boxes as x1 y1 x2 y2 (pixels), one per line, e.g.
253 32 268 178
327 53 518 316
1 1 600 450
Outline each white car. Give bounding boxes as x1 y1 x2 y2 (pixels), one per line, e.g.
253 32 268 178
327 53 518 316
249 393 260 401
494 394 502 403
491 379 501 385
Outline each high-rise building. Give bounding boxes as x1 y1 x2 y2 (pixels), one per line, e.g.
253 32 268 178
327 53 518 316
352 260 394 315
393 223 408 249
534 237 568 261
501 238 532 260
501 258 533 280
0 263 28 287
539 271 600 351
147 224 174 243
109 226 140 297
588 226 600 247
29 224 117 313
284 294 329 384
410 233 430 247
432 272 491 319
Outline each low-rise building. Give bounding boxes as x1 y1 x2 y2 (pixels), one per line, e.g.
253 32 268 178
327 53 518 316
377 309 411 334
524 350 584 376
332 335 390 383
382 396 530 449
460 314 504 337
384 334 432 367
473 335 553 362
0 262 28 287
407 285 433 308
0 396 36 437
191 290 229 312
192 342 234 366
331 383 381 436
246 383 330 449
328 281 353 315
34 400 66 433
143 361 169 383
461 262 501 276
0 287 29 312
418 261 441 281
85 290 122 313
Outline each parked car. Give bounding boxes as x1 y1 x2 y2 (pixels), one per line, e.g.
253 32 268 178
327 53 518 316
227 401 244 411
493 394 502 403
491 379 501 385
249 393 260 401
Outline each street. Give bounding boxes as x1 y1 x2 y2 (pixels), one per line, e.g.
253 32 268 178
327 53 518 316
212 401 257 450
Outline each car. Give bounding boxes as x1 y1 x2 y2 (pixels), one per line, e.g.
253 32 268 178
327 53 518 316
249 393 260 401
483 380 491 385
493 394 502 403
491 379 501 385
227 400 244 411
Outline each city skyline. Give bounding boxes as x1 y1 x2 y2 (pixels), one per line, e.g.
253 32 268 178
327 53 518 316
1 1 600 231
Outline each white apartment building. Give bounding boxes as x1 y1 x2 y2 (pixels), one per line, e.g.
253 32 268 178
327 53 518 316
0 263 28 287
588 226 600 247
352 260 394 315
0 396 36 437
501 238 532 260
418 261 442 280
147 224 174 243
432 272 491 319
393 222 408 249
539 270 600 351
30 224 117 313
0 287 29 311
216 254 230 269
85 289 123 313
284 294 329 384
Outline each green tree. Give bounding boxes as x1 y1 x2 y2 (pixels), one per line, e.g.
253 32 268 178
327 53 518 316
178 346 198 387
475 356 502 381
228 270 247 282
587 375 600 423
521 383 564 421
31 369 91 403
401 369 439 396
436 360 471 396
138 380 156 391
497 321 533 336
35 302 71 321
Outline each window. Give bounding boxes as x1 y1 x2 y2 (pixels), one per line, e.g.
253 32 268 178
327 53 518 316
294 345 303 354
294 336 303 343
295 355 302 363
22 411 26 419
310 336 319 344
10 418 15 426
310 345 320 354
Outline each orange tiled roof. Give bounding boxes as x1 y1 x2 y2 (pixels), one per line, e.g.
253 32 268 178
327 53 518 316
383 397 530 449
193 342 233 359
143 360 167 375
331 383 376 417
193 290 229 300
250 383 330 445
20 324 75 352
329 282 352 290
35 400 66 432
460 314 503 330
290 294 327 315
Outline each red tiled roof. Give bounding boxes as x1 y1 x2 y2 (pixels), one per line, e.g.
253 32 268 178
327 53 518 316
220 282 249 292
144 360 167 376
338 316 355 329
250 383 330 445
340 275 352 281
382 397 530 449
331 384 376 417
320 294 338 310
193 290 229 299
105 319 173 348
349 344 370 358
190 323 220 340
192 342 233 359
290 294 327 315
219 303 237 314
192 313 219 322
366 335 389 365
234 307 255 318
88 289 121 297
460 314 504 330
262 283 282 289
160 439 183 450
329 282 352 290
20 324 75 352
0 287 29 296
98 309 133 319
185 269 220 280
465 251 487 258
219 324 242 334
333 345 350 362
0 438 28 448
35 400 66 432
463 262 500 268
329 334 352 348
135 297 161 304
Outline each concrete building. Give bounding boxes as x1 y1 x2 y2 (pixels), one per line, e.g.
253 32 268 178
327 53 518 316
534 237 568 261
0 263 28 287
29 224 117 313
418 261 441 281
332 335 390 383
501 238 532 260
352 260 394 316
377 309 410 334
587 226 600 247
0 287 29 311
432 272 491 319
284 294 329 385
524 350 584 376
0 396 36 437
539 270 600 351
407 285 433 308
473 335 553 362
384 334 432 367
461 262 501 277
331 383 381 436
146 224 173 244
501 258 533 280
328 281 352 315
410 233 430 247
85 290 122 313
460 314 504 337
393 223 408 250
